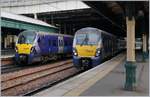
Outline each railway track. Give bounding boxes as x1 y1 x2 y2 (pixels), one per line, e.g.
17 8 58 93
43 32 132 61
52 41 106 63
1 60 80 96
1 57 72 74
1 64 25 74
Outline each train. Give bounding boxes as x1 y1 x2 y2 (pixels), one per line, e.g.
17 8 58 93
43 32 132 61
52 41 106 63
73 27 126 69
15 30 73 64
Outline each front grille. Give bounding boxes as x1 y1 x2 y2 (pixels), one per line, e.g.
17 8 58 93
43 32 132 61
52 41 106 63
80 58 92 66
19 54 28 63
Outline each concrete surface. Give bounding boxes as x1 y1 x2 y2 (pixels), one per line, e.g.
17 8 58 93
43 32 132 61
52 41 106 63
34 52 149 96
34 53 126 96
81 52 149 96
1 55 14 59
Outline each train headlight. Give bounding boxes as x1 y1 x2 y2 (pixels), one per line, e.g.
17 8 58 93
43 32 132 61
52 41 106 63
15 46 18 52
74 52 77 56
95 48 101 57
30 47 36 54
73 48 78 56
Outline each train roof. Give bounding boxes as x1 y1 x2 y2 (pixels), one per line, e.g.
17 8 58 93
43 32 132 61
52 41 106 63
76 27 116 38
1 11 57 29
35 31 73 38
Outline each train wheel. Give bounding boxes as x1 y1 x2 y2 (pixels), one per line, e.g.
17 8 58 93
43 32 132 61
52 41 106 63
53 54 58 60
41 56 45 64
61 54 65 59
15 61 20 66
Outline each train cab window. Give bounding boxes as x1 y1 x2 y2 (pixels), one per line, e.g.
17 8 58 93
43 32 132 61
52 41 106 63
18 35 26 44
18 31 36 44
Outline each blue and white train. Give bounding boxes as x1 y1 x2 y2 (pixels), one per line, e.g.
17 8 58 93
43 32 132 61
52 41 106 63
15 30 73 64
72 27 126 69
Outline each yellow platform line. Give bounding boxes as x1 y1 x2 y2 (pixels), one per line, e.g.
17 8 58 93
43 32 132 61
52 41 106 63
64 54 125 96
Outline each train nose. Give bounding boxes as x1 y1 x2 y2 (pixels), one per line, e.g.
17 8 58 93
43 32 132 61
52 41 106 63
19 54 28 63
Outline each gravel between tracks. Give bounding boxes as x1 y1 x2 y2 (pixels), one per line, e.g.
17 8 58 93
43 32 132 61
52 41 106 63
1 60 72 81
1 60 79 96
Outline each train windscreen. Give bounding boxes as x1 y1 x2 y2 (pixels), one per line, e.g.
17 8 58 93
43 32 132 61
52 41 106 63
75 32 100 45
17 31 36 44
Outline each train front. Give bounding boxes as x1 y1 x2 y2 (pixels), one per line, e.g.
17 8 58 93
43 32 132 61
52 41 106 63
15 31 37 64
73 27 102 69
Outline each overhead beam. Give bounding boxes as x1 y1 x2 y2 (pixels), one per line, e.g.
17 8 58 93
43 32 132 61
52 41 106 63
83 1 126 33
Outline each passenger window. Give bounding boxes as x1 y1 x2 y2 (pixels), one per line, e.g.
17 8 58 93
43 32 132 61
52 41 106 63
69 41 71 46
53 40 56 46
64 41 67 46
49 40 51 46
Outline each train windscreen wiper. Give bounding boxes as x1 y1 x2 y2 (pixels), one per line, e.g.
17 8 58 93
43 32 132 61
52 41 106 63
80 34 89 46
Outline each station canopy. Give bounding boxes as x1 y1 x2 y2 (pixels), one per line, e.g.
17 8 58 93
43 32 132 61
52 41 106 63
0 0 90 14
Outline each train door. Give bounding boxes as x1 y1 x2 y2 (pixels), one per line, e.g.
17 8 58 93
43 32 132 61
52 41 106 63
48 36 58 54
38 35 48 55
101 33 105 59
58 36 64 54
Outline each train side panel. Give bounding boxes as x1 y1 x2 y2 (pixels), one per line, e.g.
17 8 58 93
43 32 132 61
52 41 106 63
63 36 73 54
48 35 59 54
72 27 124 69
15 31 73 65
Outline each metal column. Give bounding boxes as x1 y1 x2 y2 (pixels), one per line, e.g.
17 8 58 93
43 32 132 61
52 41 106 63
124 2 136 91
142 33 148 61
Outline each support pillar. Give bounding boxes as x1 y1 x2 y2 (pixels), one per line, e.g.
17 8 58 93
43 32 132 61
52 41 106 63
142 33 148 61
124 17 136 91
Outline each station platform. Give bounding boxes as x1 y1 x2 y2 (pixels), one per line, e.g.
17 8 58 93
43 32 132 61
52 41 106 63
34 52 149 96
1 49 15 59
1 50 15 65
1 55 14 65
1 55 14 59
